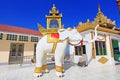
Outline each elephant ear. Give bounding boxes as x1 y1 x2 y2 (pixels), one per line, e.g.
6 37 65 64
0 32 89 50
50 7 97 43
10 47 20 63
58 29 70 40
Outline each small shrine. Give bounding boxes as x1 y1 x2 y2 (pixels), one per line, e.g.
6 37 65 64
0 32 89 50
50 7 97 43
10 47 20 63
38 4 64 35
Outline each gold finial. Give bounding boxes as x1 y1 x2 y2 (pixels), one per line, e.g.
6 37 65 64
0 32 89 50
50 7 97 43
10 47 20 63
52 4 56 11
98 4 101 13
53 4 55 7
87 19 90 22
50 4 59 15
78 22 82 26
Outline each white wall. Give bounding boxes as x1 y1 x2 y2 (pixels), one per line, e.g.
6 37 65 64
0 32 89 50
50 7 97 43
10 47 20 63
69 32 93 63
69 30 116 66
89 35 115 67
84 33 92 64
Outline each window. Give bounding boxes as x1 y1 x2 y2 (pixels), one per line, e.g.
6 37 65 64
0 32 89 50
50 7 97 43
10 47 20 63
0 33 3 40
50 20 59 28
112 40 119 54
95 41 106 55
75 45 86 55
19 35 28 41
6 34 17 41
31 37 38 42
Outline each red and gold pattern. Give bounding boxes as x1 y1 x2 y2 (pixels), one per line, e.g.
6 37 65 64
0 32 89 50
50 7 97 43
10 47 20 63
47 33 63 43
47 33 63 53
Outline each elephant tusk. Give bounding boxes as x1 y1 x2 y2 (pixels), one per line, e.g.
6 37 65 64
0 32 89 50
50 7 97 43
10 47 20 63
87 24 99 43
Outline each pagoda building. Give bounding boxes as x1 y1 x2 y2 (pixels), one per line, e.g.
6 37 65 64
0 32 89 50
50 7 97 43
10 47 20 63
70 5 120 66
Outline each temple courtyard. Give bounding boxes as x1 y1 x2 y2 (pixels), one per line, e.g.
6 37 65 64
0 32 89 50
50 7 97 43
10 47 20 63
0 61 120 80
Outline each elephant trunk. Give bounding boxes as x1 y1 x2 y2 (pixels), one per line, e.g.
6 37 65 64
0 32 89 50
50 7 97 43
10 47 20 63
87 24 99 43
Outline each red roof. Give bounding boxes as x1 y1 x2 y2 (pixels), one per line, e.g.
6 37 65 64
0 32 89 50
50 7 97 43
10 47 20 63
0 24 42 36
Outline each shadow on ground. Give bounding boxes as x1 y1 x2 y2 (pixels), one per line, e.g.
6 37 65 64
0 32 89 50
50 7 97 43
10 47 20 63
47 61 76 71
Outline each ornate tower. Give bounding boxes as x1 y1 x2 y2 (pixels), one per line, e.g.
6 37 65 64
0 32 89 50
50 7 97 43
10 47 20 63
38 4 63 35
46 4 63 29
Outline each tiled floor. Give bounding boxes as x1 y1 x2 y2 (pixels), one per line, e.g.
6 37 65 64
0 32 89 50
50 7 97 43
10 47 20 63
0 62 120 80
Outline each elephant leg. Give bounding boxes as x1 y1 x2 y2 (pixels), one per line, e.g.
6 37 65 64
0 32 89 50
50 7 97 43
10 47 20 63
55 51 65 77
62 58 65 73
34 50 44 77
42 53 49 73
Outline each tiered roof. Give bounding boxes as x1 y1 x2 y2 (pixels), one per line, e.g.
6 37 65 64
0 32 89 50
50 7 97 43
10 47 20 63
76 5 120 34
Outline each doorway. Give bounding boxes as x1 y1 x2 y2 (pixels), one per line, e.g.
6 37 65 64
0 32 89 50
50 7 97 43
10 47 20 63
9 43 24 64
74 45 87 65
112 39 120 62
75 45 86 56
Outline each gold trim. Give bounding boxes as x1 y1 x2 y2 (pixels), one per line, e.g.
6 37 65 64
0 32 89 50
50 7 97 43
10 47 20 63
47 34 63 53
98 57 108 64
91 32 96 59
109 36 114 57
98 27 118 34
55 65 63 72
62 64 64 68
34 67 42 73
42 65 48 70
52 42 57 53
47 34 63 43
77 26 119 35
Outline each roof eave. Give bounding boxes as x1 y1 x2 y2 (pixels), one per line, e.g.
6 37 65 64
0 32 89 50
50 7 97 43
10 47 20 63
77 26 119 35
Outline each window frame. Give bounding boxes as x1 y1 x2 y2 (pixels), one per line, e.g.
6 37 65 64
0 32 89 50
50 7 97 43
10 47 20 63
6 34 17 41
31 37 38 42
19 35 28 41
75 45 86 56
50 19 59 28
0 33 3 40
95 41 107 56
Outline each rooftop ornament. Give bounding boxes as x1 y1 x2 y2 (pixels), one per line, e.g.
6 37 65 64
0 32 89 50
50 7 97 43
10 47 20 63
116 0 120 13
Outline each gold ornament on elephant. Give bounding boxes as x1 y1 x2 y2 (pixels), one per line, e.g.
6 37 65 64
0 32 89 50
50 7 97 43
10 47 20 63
47 33 63 53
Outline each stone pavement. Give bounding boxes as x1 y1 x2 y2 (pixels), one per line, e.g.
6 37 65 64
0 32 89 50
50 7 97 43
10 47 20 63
0 62 120 80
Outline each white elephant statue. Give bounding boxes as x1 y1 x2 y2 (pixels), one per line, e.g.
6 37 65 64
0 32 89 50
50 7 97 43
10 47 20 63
34 25 99 77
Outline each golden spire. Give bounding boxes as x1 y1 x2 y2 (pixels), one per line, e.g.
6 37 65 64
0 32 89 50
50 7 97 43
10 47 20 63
50 4 59 15
93 4 116 28
98 4 101 13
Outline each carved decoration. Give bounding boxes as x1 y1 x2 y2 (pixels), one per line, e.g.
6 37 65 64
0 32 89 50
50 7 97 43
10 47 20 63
98 57 108 64
93 5 116 29
76 4 119 33
38 4 63 35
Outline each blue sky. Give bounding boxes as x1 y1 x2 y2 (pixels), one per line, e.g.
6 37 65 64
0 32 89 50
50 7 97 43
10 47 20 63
0 0 119 30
